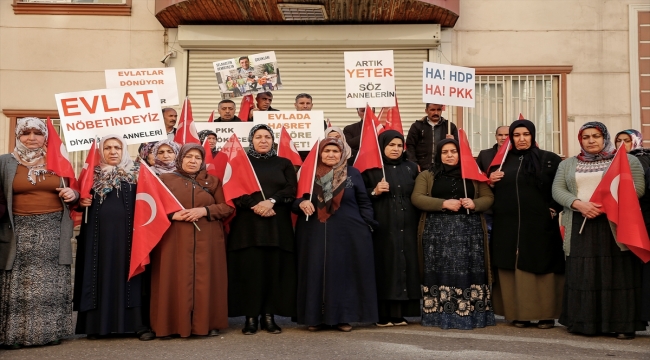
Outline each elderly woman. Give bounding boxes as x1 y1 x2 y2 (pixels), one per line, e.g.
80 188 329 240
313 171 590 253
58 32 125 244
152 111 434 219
411 139 495 329
228 124 298 335
362 130 420 326
489 119 564 329
294 138 378 332
198 130 218 157
324 126 354 166
150 144 233 338
138 142 156 166
74 135 153 341
553 122 646 339
0 117 77 349
151 140 180 175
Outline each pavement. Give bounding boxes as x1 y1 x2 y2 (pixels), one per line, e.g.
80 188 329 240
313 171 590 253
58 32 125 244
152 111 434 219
2 317 649 359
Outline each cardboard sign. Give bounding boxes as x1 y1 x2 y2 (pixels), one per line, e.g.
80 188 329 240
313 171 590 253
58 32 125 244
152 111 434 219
213 51 282 100
422 62 476 108
195 122 257 151
55 86 166 152
253 111 325 151
344 50 396 108
105 68 179 106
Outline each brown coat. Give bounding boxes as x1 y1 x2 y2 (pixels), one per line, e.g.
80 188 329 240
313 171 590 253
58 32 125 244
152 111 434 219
150 170 234 337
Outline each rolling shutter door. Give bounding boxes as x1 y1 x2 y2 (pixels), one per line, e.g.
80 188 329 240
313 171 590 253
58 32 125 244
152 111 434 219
187 49 429 133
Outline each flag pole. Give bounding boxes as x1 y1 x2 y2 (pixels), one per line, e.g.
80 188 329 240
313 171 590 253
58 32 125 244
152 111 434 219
305 138 320 222
497 142 511 172
183 97 188 144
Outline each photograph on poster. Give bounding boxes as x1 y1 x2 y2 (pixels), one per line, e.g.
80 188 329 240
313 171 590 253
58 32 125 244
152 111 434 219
213 51 282 100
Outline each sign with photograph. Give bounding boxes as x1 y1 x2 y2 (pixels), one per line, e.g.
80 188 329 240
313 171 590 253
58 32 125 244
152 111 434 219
213 51 282 100
422 62 475 108
253 111 325 151
344 50 396 108
105 67 179 106
195 122 257 151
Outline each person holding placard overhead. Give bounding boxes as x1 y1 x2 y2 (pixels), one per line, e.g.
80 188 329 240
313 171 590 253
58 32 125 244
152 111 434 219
227 124 298 335
489 119 564 330
405 103 458 172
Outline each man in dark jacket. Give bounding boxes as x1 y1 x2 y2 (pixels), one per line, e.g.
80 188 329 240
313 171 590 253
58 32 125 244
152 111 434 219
214 99 243 122
248 92 279 121
476 125 509 173
405 103 458 171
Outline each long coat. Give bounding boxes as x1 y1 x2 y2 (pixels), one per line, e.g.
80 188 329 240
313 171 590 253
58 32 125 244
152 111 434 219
150 171 233 337
491 150 565 274
362 160 420 302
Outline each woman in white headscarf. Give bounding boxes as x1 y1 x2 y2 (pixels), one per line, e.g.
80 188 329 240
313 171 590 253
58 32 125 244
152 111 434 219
0 117 78 349
74 135 154 341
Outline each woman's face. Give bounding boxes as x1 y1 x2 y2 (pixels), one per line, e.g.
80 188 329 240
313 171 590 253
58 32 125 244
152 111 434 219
103 138 123 166
327 131 341 140
19 128 46 150
512 126 532 150
252 129 273 154
207 135 217 149
156 144 176 162
581 128 605 154
384 138 404 160
321 145 342 167
440 143 459 166
181 149 203 174
615 134 632 153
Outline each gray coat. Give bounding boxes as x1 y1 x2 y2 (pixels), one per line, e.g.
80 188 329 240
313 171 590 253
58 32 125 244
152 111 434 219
0 154 75 270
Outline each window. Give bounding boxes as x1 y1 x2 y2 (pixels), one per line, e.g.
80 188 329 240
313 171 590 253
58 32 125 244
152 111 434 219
12 0 131 16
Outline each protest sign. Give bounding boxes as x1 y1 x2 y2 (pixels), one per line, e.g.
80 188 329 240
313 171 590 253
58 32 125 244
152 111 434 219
344 50 396 108
195 122 256 151
105 68 179 106
422 62 475 108
55 86 166 152
213 51 282 100
253 111 325 151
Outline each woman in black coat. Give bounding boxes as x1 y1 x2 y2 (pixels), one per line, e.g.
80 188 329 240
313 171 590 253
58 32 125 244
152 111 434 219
362 130 420 326
489 120 564 329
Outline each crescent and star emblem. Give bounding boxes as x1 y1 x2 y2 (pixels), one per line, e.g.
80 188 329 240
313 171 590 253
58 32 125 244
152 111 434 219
136 193 157 226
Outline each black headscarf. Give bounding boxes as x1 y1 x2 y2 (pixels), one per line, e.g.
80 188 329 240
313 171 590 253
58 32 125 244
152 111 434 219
247 124 277 159
378 130 406 166
430 138 461 178
508 119 542 185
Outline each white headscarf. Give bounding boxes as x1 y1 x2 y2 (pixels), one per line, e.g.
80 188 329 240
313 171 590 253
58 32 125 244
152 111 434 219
92 134 138 202
98 135 134 174
324 126 352 160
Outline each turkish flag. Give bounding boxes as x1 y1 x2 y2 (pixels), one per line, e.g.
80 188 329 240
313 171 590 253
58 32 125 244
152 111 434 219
213 134 262 207
353 104 384 173
207 110 215 122
78 138 100 199
458 129 488 182
487 136 511 173
238 94 254 122
45 117 78 189
278 126 303 166
174 97 200 145
296 141 319 199
589 146 650 262
129 161 184 280
202 138 219 177
378 97 404 135
326 118 332 128
518 113 525 120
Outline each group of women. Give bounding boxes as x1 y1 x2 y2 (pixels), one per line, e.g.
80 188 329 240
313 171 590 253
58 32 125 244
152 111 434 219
0 117 649 349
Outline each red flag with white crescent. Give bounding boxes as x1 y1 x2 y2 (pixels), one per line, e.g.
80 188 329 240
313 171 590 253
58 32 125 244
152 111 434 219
174 97 200 145
353 104 384 173
129 161 184 280
458 129 489 182
238 94 254 122
45 117 78 190
78 138 100 199
277 126 303 166
296 141 319 199
214 134 263 207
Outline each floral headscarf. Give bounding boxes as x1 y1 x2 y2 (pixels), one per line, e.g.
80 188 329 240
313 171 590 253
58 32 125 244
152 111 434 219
151 140 181 174
314 138 348 222
247 124 277 159
324 126 352 161
615 129 643 151
93 135 138 202
13 117 48 165
576 122 616 162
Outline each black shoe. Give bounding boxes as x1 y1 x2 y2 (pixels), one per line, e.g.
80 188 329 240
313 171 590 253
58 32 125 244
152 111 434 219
86 334 101 340
616 333 635 340
208 329 219 337
260 314 282 334
242 316 259 335
138 330 156 341
537 320 555 329
512 320 531 328
47 339 62 346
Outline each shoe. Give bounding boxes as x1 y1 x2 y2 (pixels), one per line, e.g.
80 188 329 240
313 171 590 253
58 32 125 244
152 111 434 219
337 323 352 332
308 324 326 332
208 329 219 337
616 333 635 340
537 320 555 329
47 339 62 346
242 316 259 335
260 314 282 334
391 318 408 326
86 334 101 340
138 330 156 341
512 320 531 328
376 321 394 327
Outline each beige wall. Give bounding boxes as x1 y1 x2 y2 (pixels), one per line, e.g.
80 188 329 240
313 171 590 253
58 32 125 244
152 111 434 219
0 0 165 153
451 0 639 156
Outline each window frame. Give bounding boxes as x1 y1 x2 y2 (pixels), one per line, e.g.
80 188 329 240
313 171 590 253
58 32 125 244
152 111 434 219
12 0 131 16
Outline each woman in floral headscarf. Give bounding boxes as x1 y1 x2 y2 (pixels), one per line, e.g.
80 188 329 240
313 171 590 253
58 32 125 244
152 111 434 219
553 122 646 339
0 117 78 349
151 139 180 175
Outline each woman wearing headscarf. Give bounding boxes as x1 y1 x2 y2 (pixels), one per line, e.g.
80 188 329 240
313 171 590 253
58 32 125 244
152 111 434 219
0 117 77 349
198 130 218 157
137 142 156 166
150 144 233 338
227 124 298 335
294 138 378 332
489 119 564 329
411 139 495 330
553 122 646 339
151 139 180 175
615 129 650 169
361 130 420 326
74 135 154 341
324 126 353 166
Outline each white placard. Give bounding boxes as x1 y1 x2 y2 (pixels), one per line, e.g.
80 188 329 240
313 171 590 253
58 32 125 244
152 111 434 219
253 111 325 151
212 51 282 100
55 86 166 152
344 50 396 108
105 68 179 106
195 122 256 151
422 62 476 108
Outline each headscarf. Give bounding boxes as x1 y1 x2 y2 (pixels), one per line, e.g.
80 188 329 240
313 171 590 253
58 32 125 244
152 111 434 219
93 135 137 202
615 129 643 151
324 126 352 160
198 129 217 145
378 130 406 165
152 140 181 174
247 124 277 159
508 119 542 180
138 142 155 163
576 121 616 162
314 138 348 222
175 143 206 177
12 117 49 184
430 138 461 179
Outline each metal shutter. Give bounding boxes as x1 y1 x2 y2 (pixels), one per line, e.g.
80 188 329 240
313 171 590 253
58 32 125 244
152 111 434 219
187 49 428 133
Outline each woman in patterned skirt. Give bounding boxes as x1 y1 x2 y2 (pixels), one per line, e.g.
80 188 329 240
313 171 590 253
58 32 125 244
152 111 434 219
411 139 495 329
0 117 78 349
